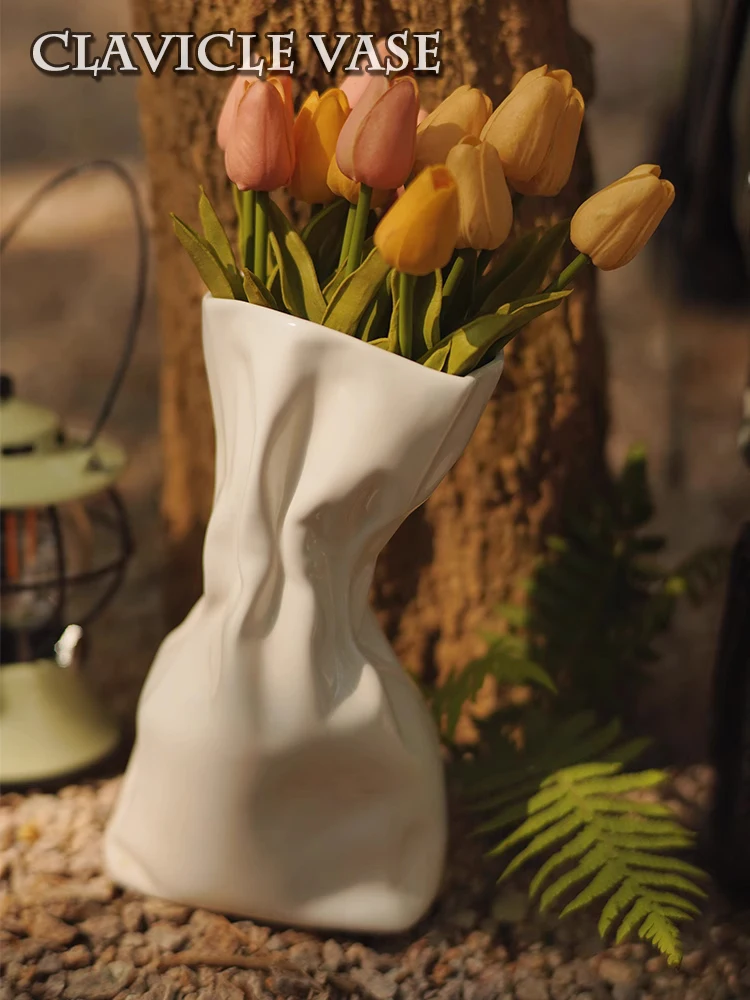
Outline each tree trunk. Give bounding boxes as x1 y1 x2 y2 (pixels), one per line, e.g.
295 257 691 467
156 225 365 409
131 0 608 685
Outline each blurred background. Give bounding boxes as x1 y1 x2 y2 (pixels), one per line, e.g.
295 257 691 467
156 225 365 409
1 0 747 759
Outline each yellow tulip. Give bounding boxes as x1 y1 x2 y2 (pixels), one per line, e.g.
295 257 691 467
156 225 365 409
570 164 675 270
374 165 459 276
326 152 391 209
512 87 585 196
445 137 513 250
480 65 583 188
289 89 349 204
413 85 493 173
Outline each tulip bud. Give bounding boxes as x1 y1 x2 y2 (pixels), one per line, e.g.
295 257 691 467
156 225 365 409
481 65 582 188
218 73 249 151
335 76 419 191
512 87 585 196
570 164 675 270
414 85 493 173
445 138 513 251
224 77 295 192
374 165 459 276
289 88 349 204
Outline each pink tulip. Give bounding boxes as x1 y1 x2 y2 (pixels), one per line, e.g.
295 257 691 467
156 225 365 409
335 76 419 191
217 52 264 150
224 78 295 191
217 64 294 151
218 74 251 151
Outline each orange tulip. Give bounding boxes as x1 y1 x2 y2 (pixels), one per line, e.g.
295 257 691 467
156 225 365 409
224 78 295 192
290 88 349 204
335 76 419 191
374 165 459 275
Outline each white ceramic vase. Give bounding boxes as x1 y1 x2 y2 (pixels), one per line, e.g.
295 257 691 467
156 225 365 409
104 295 503 934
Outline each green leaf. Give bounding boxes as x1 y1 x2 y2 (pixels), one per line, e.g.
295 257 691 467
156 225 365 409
457 708 707 968
478 220 571 315
322 246 390 337
441 249 477 334
199 187 237 273
386 268 402 354
423 340 451 371
357 273 393 342
324 235 376 302
301 198 350 284
435 635 556 741
541 845 612 913
267 200 325 322
241 268 278 310
172 214 236 300
473 230 540 309
369 337 395 351
420 290 571 376
267 231 322 322
415 269 443 354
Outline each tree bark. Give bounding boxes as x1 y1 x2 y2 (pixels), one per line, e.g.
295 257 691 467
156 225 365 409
131 0 608 684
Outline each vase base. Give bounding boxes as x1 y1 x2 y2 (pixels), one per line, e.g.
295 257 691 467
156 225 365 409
104 836 439 935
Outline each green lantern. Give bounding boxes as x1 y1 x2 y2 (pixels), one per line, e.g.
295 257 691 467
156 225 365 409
0 158 148 785
0 374 132 783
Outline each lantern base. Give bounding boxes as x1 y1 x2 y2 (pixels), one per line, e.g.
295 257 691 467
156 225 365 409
0 660 120 784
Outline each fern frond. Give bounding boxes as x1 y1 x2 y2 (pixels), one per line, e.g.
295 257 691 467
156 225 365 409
434 634 556 739
466 714 621 798
466 725 707 967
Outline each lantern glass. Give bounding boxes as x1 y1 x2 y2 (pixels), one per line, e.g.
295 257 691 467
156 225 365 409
0 488 131 664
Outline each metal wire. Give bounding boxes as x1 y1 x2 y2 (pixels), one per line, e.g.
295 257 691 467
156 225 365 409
0 159 149 447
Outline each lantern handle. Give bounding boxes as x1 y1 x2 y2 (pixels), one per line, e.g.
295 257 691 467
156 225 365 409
0 160 149 449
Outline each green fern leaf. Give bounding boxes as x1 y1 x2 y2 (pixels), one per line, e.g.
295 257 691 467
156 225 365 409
556 858 624 916
529 828 597 898
539 845 611 912
494 812 582 873
598 878 639 938
614 897 652 943
465 719 708 967
637 913 683 966
618 851 707 880
435 635 556 740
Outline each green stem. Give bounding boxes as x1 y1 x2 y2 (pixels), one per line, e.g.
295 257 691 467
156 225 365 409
339 202 357 269
398 271 416 359
346 183 372 275
545 251 590 292
443 253 468 299
241 189 255 269
253 190 269 285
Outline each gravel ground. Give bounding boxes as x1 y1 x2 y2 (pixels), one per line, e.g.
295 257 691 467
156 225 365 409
1 767 749 1000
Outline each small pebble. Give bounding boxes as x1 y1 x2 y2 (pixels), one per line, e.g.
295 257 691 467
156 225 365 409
598 957 639 986
146 922 189 952
60 945 92 970
515 977 550 1000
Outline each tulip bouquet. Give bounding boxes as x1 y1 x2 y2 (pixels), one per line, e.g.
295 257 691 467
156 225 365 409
173 62 675 377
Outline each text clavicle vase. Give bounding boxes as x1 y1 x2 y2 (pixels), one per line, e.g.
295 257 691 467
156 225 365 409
104 295 504 933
